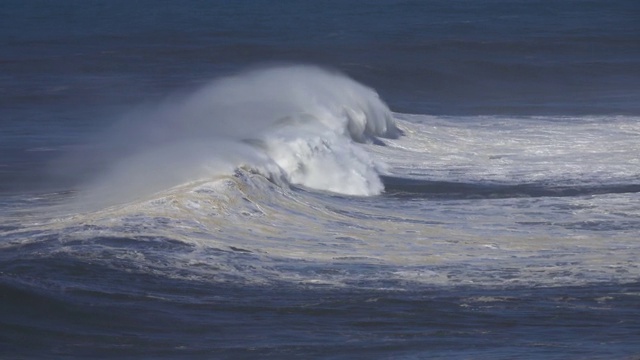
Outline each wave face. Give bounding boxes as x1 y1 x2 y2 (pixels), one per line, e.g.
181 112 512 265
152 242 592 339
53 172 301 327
56 66 397 207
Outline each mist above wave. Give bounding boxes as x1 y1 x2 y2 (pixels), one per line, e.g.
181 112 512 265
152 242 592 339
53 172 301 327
58 65 397 207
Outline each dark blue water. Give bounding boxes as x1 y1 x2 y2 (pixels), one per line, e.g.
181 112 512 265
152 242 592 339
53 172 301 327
2 1 640 358
2 240 640 358
3 0 639 114
3 269 639 359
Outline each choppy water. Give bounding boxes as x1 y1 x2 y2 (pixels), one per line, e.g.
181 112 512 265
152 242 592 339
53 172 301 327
2 1 640 358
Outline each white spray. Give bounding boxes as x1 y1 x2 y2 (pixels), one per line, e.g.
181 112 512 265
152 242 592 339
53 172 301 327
58 65 398 206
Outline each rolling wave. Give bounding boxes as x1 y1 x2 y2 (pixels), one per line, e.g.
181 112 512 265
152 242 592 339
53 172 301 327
54 65 398 208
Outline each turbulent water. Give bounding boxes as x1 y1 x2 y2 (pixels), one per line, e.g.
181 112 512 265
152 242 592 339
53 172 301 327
2 1 640 358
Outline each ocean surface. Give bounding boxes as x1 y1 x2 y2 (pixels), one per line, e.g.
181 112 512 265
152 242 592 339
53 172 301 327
2 1 640 358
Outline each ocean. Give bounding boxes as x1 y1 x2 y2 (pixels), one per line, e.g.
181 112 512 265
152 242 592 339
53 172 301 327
1 0 640 358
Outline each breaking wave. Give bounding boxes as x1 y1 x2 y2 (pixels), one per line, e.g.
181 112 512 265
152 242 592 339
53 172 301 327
56 65 398 207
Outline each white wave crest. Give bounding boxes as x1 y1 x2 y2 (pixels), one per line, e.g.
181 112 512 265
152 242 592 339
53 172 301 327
63 65 397 207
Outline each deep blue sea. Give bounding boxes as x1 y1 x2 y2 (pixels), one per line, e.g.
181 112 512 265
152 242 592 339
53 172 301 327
2 1 640 358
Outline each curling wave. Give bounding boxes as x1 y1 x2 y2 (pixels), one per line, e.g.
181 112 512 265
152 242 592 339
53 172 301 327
62 65 398 207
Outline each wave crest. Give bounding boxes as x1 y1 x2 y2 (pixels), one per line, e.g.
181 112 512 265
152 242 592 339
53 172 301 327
64 65 397 207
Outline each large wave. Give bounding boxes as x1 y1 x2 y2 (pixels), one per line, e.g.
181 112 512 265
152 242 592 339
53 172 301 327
58 65 398 207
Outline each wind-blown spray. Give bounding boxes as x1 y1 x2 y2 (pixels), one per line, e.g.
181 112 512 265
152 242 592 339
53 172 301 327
59 65 398 207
